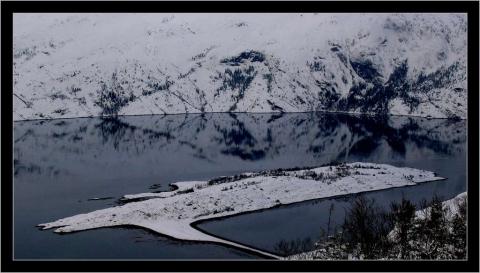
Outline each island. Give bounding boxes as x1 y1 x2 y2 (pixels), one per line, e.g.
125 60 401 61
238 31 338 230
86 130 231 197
39 162 444 258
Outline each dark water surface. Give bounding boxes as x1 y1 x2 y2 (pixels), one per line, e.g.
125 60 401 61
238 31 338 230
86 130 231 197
13 112 466 259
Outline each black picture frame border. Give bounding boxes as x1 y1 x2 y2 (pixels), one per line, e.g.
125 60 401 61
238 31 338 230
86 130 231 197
2 1 478 272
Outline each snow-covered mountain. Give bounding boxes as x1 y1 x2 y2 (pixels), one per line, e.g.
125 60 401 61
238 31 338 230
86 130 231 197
13 13 467 121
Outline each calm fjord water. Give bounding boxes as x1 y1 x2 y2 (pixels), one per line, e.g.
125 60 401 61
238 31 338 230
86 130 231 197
13 112 466 259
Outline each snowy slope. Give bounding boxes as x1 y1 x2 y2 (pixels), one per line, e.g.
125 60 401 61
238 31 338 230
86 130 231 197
13 13 467 120
415 191 467 219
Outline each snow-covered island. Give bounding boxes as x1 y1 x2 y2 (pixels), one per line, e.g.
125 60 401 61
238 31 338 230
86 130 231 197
39 162 444 258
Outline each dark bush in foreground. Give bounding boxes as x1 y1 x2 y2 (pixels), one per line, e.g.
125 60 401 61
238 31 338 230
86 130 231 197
388 198 416 259
299 194 467 260
341 196 393 259
274 238 314 256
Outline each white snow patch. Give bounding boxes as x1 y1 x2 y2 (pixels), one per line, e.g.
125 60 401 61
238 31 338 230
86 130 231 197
416 191 467 220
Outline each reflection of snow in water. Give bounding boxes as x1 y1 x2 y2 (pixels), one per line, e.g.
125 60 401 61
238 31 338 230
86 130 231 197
14 112 465 180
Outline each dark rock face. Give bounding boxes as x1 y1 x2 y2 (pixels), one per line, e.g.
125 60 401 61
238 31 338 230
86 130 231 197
221 51 266 66
350 59 381 82
337 59 407 115
330 56 464 119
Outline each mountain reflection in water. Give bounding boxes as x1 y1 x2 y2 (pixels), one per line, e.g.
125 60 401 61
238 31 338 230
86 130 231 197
14 112 465 178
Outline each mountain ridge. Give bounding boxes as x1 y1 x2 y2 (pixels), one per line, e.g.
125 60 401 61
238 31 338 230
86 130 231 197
13 13 467 121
